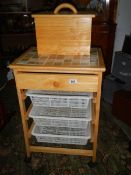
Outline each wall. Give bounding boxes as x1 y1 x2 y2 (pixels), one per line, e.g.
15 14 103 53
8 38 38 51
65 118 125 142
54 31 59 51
113 0 131 52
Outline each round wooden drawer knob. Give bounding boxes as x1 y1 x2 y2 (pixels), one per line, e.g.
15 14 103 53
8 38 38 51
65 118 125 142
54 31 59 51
53 81 59 87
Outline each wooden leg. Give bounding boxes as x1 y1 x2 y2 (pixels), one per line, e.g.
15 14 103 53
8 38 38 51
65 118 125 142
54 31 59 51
90 100 95 143
17 88 31 158
92 73 102 162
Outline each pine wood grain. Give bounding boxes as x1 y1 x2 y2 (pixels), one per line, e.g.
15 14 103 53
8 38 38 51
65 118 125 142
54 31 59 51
15 73 98 92
32 14 94 56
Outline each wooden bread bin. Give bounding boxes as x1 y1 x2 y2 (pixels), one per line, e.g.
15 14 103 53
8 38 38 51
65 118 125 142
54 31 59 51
32 3 95 56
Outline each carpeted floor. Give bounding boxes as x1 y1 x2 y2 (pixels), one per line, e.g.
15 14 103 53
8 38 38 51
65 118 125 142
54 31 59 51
0 81 131 175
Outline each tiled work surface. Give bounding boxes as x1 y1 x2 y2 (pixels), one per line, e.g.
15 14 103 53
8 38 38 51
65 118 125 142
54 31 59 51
15 47 98 67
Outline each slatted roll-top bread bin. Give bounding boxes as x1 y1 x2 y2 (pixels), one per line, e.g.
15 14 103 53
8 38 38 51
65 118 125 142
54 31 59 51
32 3 95 57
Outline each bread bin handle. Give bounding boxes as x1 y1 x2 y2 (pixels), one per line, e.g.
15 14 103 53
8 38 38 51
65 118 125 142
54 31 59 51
54 3 78 14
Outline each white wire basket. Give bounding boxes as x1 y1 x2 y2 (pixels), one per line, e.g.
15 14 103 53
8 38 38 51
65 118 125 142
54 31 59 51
26 90 93 108
32 123 91 145
29 104 92 128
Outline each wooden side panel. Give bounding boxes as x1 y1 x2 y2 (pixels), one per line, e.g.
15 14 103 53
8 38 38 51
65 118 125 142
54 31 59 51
15 73 98 92
34 16 92 56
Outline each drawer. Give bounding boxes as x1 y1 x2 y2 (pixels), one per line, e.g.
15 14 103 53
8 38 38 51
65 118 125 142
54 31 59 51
15 73 98 92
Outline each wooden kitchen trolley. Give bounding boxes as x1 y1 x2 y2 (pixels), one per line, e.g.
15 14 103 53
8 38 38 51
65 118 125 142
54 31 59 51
10 6 105 162
10 47 105 162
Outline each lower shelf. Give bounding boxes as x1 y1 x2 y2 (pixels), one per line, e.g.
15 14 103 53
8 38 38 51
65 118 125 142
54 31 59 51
30 145 93 156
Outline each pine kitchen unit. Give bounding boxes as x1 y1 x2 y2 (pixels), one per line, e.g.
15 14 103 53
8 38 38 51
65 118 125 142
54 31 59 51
9 8 105 163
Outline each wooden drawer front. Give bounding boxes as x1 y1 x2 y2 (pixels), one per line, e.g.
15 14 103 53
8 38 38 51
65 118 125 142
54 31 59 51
15 73 98 92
